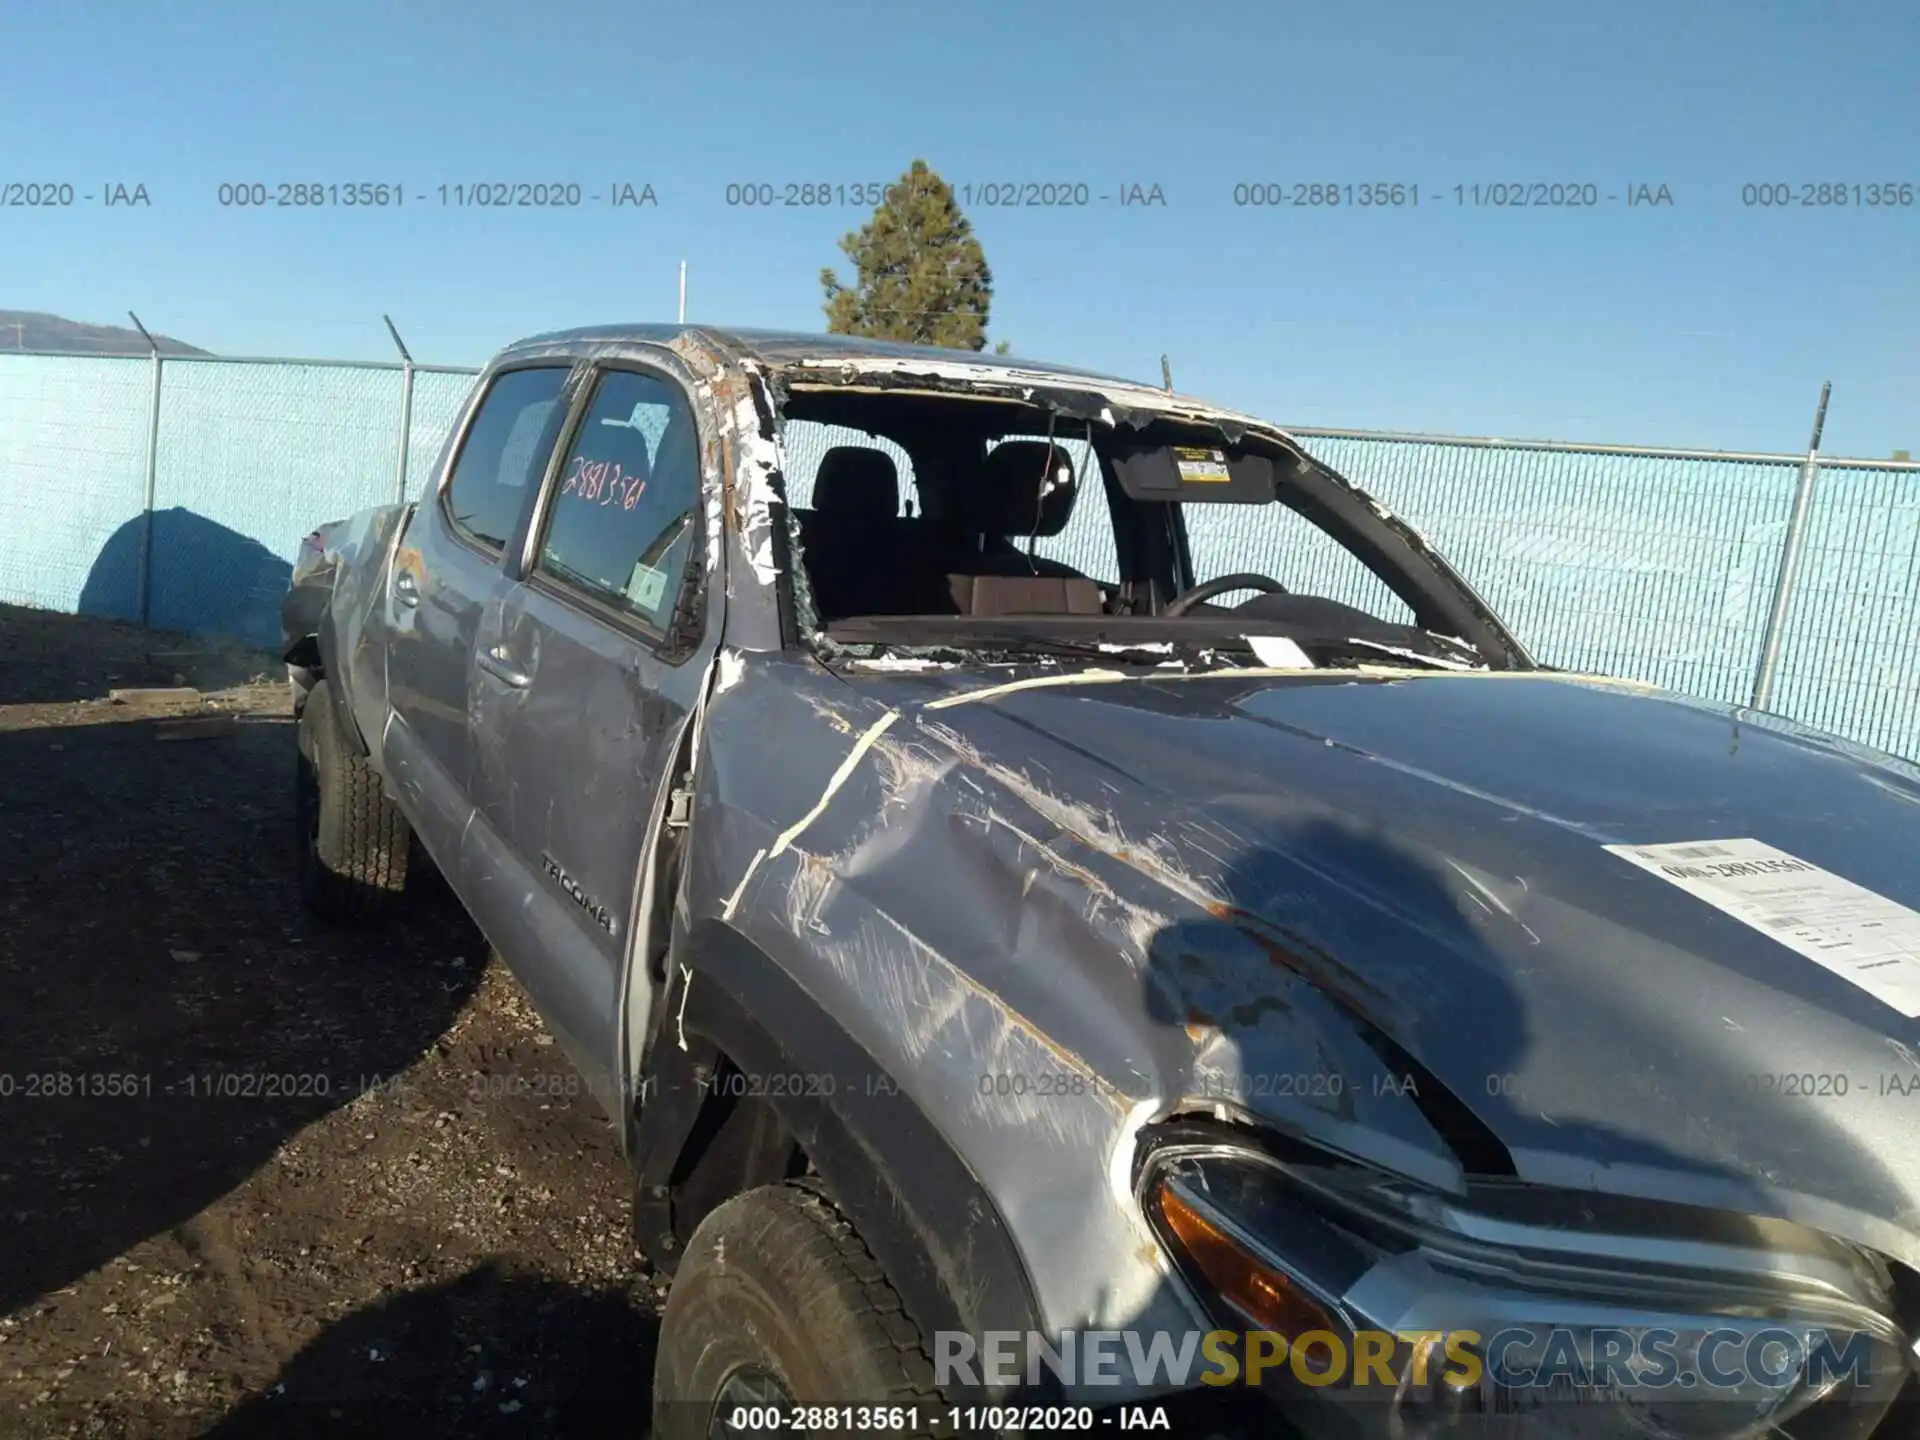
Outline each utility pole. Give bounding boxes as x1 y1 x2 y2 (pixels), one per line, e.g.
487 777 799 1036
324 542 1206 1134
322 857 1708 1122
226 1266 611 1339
677 261 687 324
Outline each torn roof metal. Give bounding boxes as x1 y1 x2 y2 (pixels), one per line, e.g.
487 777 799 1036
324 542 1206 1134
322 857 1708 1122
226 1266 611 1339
496 323 1292 447
504 323 1141 383
479 320 1527 669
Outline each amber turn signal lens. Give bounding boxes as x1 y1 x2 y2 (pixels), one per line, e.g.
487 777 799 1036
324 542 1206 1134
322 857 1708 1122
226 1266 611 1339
1154 1179 1338 1343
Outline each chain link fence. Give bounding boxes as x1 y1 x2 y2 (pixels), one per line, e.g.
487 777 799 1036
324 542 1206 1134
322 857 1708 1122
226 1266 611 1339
0 355 155 622
0 353 479 648
2 349 1916 760
1273 436 1920 763
1262 438 1799 703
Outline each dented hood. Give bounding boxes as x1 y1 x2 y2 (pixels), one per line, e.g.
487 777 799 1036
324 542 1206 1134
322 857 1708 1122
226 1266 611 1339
903 667 1920 1256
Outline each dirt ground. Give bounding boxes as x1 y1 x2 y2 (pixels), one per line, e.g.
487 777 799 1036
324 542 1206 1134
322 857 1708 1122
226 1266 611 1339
0 604 655 1437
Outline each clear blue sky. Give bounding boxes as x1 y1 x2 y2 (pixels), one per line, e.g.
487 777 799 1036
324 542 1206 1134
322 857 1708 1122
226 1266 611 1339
2 0 1914 456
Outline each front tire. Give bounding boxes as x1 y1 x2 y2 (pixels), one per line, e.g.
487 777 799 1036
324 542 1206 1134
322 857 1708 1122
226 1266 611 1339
653 1183 945 1439
295 679 411 921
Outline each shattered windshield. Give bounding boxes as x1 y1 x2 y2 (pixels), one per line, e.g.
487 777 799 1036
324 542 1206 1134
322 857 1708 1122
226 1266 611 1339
774 380 1512 675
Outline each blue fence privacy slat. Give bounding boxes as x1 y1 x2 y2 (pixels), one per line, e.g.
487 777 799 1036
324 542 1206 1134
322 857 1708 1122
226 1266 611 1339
1287 437 1801 707
1761 463 1920 758
408 370 481 498
146 362 407 647
0 356 153 618
1 352 1916 765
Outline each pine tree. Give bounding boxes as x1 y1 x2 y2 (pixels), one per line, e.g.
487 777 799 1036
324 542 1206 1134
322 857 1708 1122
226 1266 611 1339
821 160 999 351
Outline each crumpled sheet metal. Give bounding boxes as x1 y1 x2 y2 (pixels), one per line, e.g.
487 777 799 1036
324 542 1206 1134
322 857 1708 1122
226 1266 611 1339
688 661 1466 1382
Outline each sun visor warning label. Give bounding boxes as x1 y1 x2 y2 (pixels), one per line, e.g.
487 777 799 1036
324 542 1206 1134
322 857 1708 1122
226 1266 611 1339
1173 446 1231 484
1604 838 1920 1018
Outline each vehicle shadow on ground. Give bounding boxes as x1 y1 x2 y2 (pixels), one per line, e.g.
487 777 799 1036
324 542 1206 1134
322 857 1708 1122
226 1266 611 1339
200 1262 660 1439
78 508 292 653
0 701 485 1317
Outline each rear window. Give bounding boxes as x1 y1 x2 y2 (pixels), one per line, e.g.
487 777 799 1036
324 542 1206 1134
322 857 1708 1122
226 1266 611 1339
985 434 1117 585
444 366 571 550
778 422 918 513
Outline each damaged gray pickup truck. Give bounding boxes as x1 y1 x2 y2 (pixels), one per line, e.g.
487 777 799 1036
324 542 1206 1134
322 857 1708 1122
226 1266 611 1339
283 325 1920 1439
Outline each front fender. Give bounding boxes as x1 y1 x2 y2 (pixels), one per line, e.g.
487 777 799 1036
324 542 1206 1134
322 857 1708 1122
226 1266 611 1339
631 918 1052 1403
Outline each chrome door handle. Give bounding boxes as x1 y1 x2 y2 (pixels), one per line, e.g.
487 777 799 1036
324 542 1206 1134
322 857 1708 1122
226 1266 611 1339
392 569 420 607
476 646 531 689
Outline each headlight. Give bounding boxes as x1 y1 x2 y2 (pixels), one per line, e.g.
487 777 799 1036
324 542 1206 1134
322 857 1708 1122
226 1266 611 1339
1139 1131 1917 1439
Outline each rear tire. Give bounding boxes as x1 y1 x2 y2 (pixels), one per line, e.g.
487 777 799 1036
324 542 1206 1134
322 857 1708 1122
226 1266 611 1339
296 679 410 921
653 1182 945 1439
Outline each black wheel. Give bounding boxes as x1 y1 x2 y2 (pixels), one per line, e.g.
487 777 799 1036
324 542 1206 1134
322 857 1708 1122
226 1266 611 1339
653 1183 945 1439
295 679 411 921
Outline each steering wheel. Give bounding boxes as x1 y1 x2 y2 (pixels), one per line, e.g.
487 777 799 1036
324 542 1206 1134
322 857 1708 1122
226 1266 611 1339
1163 572 1289 617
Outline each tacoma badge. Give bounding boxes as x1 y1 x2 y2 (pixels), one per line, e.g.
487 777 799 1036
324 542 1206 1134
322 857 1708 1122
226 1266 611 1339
538 852 618 936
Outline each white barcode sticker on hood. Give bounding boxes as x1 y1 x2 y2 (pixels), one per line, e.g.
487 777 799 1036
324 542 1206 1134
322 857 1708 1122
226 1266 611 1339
1604 838 1920 1017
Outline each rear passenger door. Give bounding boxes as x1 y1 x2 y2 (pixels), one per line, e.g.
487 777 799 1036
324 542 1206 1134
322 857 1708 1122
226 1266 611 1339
383 363 576 871
462 360 713 1104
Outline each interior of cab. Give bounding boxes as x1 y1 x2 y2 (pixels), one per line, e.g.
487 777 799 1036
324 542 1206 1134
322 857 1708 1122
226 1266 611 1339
795 436 1107 622
776 386 1503 669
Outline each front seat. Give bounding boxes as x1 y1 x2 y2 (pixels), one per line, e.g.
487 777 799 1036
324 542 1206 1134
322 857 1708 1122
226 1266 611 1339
947 441 1104 616
812 446 898 520
543 410 655 594
798 446 950 620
